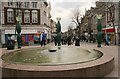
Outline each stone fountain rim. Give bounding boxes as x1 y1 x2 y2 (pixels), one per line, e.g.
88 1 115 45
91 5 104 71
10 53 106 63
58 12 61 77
1 46 114 72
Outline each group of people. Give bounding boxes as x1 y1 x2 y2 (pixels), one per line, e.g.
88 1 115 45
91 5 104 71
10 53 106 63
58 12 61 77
40 32 111 47
54 35 81 46
80 35 96 43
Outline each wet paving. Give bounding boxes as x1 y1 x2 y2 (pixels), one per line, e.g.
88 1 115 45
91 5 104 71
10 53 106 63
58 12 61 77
1 46 103 66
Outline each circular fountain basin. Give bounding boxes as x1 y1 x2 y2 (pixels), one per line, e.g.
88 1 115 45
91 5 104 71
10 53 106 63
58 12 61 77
2 47 102 65
1 46 114 77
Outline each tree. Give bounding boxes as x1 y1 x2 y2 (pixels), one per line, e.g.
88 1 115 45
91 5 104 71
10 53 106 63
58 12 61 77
67 24 74 38
72 9 82 37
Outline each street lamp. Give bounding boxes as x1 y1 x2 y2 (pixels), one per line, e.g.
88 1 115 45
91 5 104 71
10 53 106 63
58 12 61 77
96 14 102 47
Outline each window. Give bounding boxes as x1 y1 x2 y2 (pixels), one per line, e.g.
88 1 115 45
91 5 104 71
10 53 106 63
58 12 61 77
24 10 30 23
7 9 14 23
32 10 38 23
16 2 21 8
8 2 12 6
32 2 37 8
25 2 29 8
16 10 22 23
44 11 46 16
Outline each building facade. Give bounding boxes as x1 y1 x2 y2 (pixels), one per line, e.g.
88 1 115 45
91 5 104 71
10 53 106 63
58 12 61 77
81 1 120 44
1 1 54 46
102 2 120 44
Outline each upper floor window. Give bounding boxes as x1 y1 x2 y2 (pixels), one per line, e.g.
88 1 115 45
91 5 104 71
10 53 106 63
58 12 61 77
24 10 30 23
7 9 14 23
32 10 38 23
8 2 13 6
16 2 22 8
32 2 37 8
44 11 46 16
25 2 29 8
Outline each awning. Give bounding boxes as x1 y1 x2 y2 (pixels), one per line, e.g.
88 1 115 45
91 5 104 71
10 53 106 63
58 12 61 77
102 27 115 33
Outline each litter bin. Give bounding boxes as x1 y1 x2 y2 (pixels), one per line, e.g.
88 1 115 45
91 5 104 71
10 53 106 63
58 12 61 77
7 34 15 50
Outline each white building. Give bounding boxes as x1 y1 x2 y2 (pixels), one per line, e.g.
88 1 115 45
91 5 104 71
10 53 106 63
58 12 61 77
1 0 52 45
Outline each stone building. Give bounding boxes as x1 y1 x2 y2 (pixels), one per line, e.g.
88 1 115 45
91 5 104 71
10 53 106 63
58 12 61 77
0 1 1 47
80 1 120 44
1 0 54 45
50 19 56 33
118 1 120 44
102 2 120 44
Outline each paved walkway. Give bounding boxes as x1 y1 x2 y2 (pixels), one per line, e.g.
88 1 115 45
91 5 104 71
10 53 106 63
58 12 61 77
0 42 119 77
79 42 118 77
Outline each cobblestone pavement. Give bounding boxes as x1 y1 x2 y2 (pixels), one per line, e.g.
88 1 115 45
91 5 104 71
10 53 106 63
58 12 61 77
0 42 119 77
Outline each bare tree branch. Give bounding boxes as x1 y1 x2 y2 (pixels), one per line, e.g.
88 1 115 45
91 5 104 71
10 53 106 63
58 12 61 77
71 8 82 37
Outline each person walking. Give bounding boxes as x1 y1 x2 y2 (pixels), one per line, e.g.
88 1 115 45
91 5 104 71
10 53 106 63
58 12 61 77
75 36 80 46
41 32 46 47
105 35 109 46
67 36 71 46
54 35 57 46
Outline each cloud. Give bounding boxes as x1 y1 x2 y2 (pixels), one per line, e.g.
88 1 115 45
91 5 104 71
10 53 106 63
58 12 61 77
50 0 98 32
54 2 88 9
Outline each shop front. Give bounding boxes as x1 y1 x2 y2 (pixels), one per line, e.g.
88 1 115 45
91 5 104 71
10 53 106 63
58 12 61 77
4 30 47 46
102 27 119 44
117 27 120 44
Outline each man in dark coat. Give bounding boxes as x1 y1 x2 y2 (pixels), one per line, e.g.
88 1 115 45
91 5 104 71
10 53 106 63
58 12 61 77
75 36 80 46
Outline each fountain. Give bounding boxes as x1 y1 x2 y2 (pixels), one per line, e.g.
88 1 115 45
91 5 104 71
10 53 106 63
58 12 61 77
1 45 114 77
1 17 114 77
2 47 103 65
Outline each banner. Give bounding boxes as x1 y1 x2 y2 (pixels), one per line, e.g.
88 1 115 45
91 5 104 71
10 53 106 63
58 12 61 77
22 35 25 43
34 34 40 42
28 34 34 42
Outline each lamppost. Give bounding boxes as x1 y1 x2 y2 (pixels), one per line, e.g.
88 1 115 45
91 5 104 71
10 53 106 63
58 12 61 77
96 14 102 47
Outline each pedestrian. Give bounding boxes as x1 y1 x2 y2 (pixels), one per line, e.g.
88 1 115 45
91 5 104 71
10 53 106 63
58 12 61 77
75 36 80 46
67 36 71 46
41 32 46 47
54 35 57 46
105 35 109 46
61 37 64 45
93 37 96 43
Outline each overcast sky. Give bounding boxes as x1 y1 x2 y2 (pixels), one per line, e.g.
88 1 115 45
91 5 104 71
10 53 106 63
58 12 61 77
48 0 99 32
